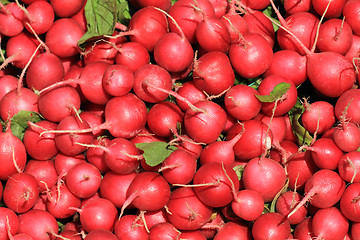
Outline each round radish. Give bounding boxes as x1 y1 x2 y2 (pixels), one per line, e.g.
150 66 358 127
221 4 249 44
338 151 360 183
0 75 17 101
293 217 314 240
276 191 308 225
335 89 360 125
24 1 55 35
102 64 134 97
24 159 58 193
175 80 207 112
301 100 335 135
333 121 360 152
340 183 360 222
0 207 19 240
114 41 150 72
312 0 346 18
113 214 149 239
0 2 24 37
54 153 86 176
50 0 85 18
129 0 172 11
85 137 110 173
231 189 264 221
251 212 291 240
148 222 180 240
343 0 360 36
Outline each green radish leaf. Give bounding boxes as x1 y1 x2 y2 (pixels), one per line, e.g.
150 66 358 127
288 99 313 146
233 164 245 181
262 5 280 32
116 0 131 25
78 0 118 49
136 142 178 167
10 111 43 141
255 82 291 103
0 0 10 6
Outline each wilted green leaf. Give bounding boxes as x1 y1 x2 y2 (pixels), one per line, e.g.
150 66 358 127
256 82 291 103
136 142 178 167
10 110 43 140
288 99 313 146
78 0 118 48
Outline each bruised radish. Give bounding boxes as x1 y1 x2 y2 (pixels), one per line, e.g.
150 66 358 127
165 187 213 231
192 51 235 95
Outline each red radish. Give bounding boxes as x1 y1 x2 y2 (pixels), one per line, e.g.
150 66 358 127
148 222 180 240
0 2 24 36
195 16 231 53
153 8 194 73
263 49 307 86
338 151 360 183
257 74 298 117
251 212 291 240
254 113 287 145
120 172 171 217
53 116 94 156
0 126 27 181
100 171 137 208
175 81 207 112
54 153 86 176
168 0 216 45
179 230 207 240
80 191 101 208
102 64 134 97
142 209 168 230
18 209 59 240
335 89 360 125
269 139 299 164
133 63 172 103
242 157 287 202
184 100 227 144
316 18 353 55
78 111 105 138
3 172 39 214
24 159 58 193
287 169 346 217
23 120 59 160
221 2 249 44
224 84 262 121
352 222 360 240
55 230 82 240
311 207 349 240
213 221 251 240
0 207 19 240
226 120 273 161
301 100 335 135
23 1 55 35
159 149 197 185
113 214 149 239
192 51 235 95
122 6 168 52
284 113 297 142
147 101 184 138
239 0 270 10
170 133 204 160
50 0 85 17
46 182 81 219
0 75 17 101
343 0 360 36
340 183 360 222
276 191 308 225
199 212 225 239
231 189 264 221
199 130 243 167
84 229 118 240
312 0 346 18
208 0 228 18
45 18 84 58
114 41 150 72
25 52 65 92
165 187 213 231
293 217 314 240
85 137 110 173
229 32 273 79
129 0 172 11
333 121 360 152
65 162 102 199
284 0 311 14
345 35 360 63
78 198 118 232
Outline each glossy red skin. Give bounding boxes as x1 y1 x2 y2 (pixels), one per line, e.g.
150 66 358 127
340 183 360 222
50 0 85 18
24 1 55 35
0 75 17 101
102 64 134 97
24 159 58 193
0 2 24 37
335 89 360 125
284 0 311 14
252 212 291 240
213 221 252 240
231 189 264 221
115 41 150 72
312 0 346 18
338 151 360 183
276 191 308 225
175 80 207 112
114 214 149 239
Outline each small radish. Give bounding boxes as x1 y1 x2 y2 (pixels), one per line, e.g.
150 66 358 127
175 80 207 112
23 0 55 35
148 222 180 240
0 75 18 101
334 89 360 125
251 212 291 240
0 207 19 240
231 189 264 221
283 0 311 14
338 151 360 183
293 217 314 240
113 214 149 239
54 153 86 176
165 187 213 231
3 172 39 214
85 137 110 173
102 64 134 97
312 0 346 18
50 0 85 18
239 0 270 10
276 191 308 225
340 182 360 222
208 0 228 18
213 221 251 240
24 159 58 193
114 41 150 72
269 139 299 164
0 2 24 37
311 207 349 240
192 51 235 96
333 120 360 153
142 209 168 230
343 0 360 36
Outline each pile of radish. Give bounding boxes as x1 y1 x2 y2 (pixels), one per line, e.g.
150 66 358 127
0 0 360 239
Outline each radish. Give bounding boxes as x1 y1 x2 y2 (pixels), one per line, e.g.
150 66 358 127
113 214 149 239
153 8 194 73
129 0 172 11
276 191 308 225
3 172 39 214
340 183 360 222
100 171 137 208
120 171 171 217
159 149 197 185
50 0 85 18
241 157 287 202
254 113 287 145
78 111 105 138
85 137 110 173
54 153 86 176
192 51 235 95
342 0 360 36
184 100 227 144
165 187 213 231
229 32 273 79
142 209 167 230
23 0 55 35
148 222 180 240
352 223 360 240
0 75 17 101
18 209 59 240
24 159 58 193
338 151 360 183
333 120 360 153
226 120 273 161
45 18 84 58
251 212 291 240
84 229 118 240
239 0 270 10
269 139 299 164
179 230 207 240
168 0 216 45
283 0 311 14
175 80 207 112
263 49 307 86
316 18 353 55
0 207 19 240
231 189 264 221
311 207 349 240
335 89 360 125
312 0 346 18
147 101 184 138
213 221 251 240
287 169 346 218
114 41 150 72
102 64 134 97
77 198 118 233
65 162 102 199
293 217 314 240
0 2 24 37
